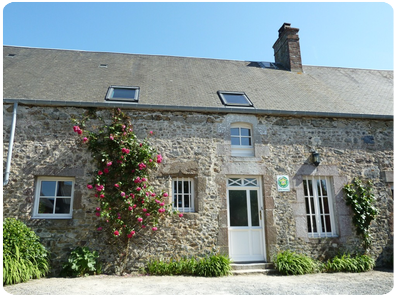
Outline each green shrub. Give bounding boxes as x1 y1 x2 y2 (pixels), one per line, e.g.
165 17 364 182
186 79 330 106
60 247 102 277
3 218 50 285
146 254 231 277
324 254 375 273
195 254 232 277
274 250 320 275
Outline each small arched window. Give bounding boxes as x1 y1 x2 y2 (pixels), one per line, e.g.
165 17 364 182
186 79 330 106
230 123 254 157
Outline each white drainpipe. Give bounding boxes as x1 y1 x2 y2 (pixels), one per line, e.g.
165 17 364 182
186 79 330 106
3 102 18 186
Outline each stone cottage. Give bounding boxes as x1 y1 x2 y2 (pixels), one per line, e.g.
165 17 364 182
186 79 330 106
3 23 393 273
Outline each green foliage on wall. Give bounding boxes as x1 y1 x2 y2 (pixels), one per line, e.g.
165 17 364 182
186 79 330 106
343 178 378 250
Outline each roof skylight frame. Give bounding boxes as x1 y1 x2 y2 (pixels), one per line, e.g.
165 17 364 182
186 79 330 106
105 86 140 103
217 91 254 107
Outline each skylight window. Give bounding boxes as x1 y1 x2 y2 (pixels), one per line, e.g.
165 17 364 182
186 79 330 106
105 86 140 102
217 91 253 107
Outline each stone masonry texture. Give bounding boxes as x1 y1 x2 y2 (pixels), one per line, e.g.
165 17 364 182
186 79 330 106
3 104 393 275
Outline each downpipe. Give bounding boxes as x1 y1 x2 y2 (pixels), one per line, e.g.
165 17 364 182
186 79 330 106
3 102 18 186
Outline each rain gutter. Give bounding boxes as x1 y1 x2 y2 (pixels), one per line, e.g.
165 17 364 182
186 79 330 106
3 102 18 186
3 98 393 120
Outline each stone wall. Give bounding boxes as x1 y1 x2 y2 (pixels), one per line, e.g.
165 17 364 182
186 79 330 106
3 104 393 274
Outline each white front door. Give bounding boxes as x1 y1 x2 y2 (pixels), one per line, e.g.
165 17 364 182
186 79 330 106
227 177 266 262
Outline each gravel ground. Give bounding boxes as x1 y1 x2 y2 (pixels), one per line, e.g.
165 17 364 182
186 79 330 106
3 269 393 295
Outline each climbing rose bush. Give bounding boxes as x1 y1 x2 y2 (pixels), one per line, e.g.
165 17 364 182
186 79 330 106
73 108 181 244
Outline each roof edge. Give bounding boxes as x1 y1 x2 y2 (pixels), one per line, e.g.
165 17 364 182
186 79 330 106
3 98 393 120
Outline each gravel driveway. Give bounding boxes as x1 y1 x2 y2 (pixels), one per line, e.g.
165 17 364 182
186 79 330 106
4 269 393 295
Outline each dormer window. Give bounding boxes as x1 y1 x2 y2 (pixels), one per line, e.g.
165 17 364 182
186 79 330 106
218 91 253 107
105 86 140 102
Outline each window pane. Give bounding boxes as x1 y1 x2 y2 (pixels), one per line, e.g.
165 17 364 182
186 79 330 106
39 198 54 213
231 137 240 145
111 88 136 99
229 190 248 226
184 195 190 207
241 128 251 136
223 94 249 105
230 128 240 136
40 181 56 197
55 198 71 214
250 190 259 226
241 137 251 146
57 181 73 196
303 180 308 196
183 181 190 194
321 179 328 196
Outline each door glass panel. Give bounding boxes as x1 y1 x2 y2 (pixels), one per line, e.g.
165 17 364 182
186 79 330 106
250 190 259 226
229 190 248 226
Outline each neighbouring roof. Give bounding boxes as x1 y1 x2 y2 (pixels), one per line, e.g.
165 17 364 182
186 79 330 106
3 46 393 118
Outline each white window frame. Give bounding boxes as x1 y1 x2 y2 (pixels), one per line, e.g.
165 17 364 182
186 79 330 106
172 177 194 213
230 123 254 157
33 176 75 219
303 176 337 238
390 183 396 213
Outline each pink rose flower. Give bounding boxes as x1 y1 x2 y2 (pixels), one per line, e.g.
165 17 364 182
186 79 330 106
179 213 184 218
152 227 158 231
142 208 147 212
128 206 133 211
137 217 143 222
149 131 153 134
73 126 80 132
156 154 163 163
114 183 120 188
77 129 83 135
95 212 100 217
98 170 103 175
83 137 88 143
136 187 141 191
114 230 120 236
160 202 165 206
87 184 93 189
103 168 109 174
145 213 150 216
141 225 146 228
100 194 105 199
121 192 126 197
107 161 112 167
97 227 102 231
163 192 168 197
96 207 101 211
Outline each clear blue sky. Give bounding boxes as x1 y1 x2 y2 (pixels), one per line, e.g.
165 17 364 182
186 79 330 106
3 2 394 70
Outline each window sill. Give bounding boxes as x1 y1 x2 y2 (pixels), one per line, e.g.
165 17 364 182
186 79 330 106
31 216 72 220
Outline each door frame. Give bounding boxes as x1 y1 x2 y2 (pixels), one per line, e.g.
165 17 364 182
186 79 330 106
226 176 267 262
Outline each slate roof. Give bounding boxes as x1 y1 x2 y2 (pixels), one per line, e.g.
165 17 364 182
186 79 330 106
3 46 393 118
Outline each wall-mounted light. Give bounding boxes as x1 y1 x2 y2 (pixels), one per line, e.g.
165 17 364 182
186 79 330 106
312 151 320 166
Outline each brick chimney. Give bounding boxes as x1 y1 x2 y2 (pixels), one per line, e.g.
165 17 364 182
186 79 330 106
273 23 303 72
